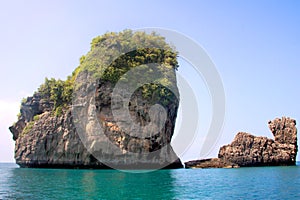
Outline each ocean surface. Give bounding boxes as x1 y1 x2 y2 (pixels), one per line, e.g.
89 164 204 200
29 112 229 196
0 162 299 199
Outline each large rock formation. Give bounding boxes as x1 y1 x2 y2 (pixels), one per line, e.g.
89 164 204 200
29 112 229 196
185 117 297 168
9 30 183 169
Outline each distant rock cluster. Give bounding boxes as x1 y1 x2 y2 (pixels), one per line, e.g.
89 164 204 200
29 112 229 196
185 117 298 168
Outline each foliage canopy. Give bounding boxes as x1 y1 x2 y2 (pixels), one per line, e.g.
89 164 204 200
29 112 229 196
33 30 179 115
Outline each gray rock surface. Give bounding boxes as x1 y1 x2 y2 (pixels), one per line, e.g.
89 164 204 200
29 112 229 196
9 78 182 169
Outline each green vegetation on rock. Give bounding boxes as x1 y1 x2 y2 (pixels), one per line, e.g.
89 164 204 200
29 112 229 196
80 30 178 81
20 30 179 120
37 77 73 110
33 115 40 121
79 29 179 104
20 121 34 137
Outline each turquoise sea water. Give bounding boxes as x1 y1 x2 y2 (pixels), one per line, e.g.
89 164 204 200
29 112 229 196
0 162 299 199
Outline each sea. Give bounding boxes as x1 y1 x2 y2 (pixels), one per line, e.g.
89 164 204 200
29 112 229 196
0 162 299 200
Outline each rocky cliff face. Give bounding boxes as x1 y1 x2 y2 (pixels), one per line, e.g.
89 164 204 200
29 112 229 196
9 78 182 169
9 93 99 168
185 117 297 168
71 71 182 169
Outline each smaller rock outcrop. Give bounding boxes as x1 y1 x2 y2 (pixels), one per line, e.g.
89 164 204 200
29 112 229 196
185 117 298 168
185 158 239 169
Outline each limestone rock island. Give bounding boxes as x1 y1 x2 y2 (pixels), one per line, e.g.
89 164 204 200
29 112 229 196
9 30 183 169
185 117 298 168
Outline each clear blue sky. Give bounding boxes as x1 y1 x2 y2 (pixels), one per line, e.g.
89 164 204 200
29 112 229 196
1 1 299 162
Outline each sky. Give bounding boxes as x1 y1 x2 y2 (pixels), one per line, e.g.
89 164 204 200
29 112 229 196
0 1 300 162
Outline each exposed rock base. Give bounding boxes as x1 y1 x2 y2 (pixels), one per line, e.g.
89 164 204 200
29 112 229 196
185 158 239 169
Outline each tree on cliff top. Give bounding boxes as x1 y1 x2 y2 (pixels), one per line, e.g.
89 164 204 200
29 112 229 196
35 29 178 114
